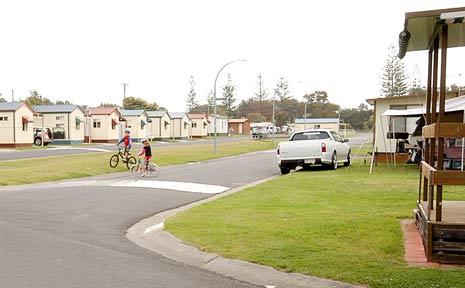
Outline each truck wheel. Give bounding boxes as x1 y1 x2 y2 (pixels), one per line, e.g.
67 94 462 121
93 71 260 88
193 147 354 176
331 152 338 170
344 152 351 167
280 166 291 175
34 137 42 146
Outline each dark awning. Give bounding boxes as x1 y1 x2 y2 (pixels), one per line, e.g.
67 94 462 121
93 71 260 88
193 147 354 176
111 119 118 126
75 117 82 124
22 116 33 123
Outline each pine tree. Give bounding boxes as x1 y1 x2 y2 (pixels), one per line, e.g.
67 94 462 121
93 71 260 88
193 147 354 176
254 73 267 113
222 73 236 118
409 74 426 98
254 73 268 102
273 77 293 126
206 90 214 115
381 45 409 97
274 77 291 103
186 76 198 112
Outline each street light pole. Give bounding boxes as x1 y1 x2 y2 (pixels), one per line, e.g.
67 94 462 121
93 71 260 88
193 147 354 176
213 59 246 153
303 98 311 131
272 96 275 141
304 101 308 131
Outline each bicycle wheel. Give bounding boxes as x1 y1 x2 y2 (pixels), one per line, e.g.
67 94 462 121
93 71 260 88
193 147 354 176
130 164 140 175
109 154 119 168
148 163 160 177
126 156 137 169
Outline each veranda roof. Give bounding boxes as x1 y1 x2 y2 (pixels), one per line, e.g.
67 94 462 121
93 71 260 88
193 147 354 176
398 7 465 58
382 95 465 117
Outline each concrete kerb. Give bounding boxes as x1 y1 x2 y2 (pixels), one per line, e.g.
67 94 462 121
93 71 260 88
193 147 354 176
126 176 362 288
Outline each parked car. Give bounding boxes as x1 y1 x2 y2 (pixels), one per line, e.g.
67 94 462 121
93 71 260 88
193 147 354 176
33 127 53 146
277 129 351 174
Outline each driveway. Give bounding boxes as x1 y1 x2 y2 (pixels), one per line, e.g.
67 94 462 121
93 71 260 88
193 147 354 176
0 150 278 288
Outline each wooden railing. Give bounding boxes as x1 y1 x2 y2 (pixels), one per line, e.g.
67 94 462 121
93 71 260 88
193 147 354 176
421 161 465 186
423 123 465 139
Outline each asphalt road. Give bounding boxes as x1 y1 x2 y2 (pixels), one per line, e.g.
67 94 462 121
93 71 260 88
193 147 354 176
0 133 370 161
0 151 279 288
0 136 258 161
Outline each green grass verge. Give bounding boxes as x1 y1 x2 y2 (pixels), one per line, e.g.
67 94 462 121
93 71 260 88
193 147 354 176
0 140 275 186
166 163 465 288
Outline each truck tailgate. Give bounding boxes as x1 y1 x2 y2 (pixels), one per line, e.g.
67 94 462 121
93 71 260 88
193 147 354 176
279 140 322 159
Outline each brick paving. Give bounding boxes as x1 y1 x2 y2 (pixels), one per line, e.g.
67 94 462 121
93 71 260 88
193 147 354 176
401 219 465 269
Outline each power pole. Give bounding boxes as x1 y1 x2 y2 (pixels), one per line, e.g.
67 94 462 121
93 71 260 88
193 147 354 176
122 83 128 101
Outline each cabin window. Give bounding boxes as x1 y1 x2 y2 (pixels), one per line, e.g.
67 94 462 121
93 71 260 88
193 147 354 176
0 116 8 121
93 119 101 128
184 122 189 129
22 122 28 131
56 115 65 121
313 124 320 128
56 123 64 128
192 122 197 128
164 121 170 129
76 122 81 130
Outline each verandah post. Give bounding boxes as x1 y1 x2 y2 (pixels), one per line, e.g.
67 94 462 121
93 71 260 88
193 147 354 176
436 24 448 222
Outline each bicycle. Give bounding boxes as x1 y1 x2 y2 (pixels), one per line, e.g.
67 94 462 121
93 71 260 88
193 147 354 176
130 157 160 177
109 147 136 169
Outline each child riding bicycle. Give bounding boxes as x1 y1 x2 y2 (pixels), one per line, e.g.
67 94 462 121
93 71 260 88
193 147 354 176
137 138 152 176
117 129 132 162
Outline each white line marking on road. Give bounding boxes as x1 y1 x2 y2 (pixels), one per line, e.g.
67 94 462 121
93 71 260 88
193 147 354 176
49 147 111 152
110 180 229 194
0 149 15 153
265 285 276 288
155 141 168 144
144 222 164 234
176 140 189 143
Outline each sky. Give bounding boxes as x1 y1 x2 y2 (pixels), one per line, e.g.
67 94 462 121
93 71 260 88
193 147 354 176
1 0 464 112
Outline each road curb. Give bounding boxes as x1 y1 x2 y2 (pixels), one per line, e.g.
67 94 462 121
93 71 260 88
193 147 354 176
126 176 362 288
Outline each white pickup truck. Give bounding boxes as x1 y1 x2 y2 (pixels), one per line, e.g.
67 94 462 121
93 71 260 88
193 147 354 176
277 129 351 174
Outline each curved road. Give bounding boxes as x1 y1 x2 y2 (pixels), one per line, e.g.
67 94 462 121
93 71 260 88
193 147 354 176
0 136 256 161
0 133 369 161
0 151 278 288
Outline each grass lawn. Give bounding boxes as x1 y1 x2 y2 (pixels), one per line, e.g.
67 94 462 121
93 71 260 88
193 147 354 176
166 162 465 288
0 139 275 186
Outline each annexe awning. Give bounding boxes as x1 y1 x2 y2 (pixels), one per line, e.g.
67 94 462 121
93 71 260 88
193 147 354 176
383 95 465 117
111 119 118 126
